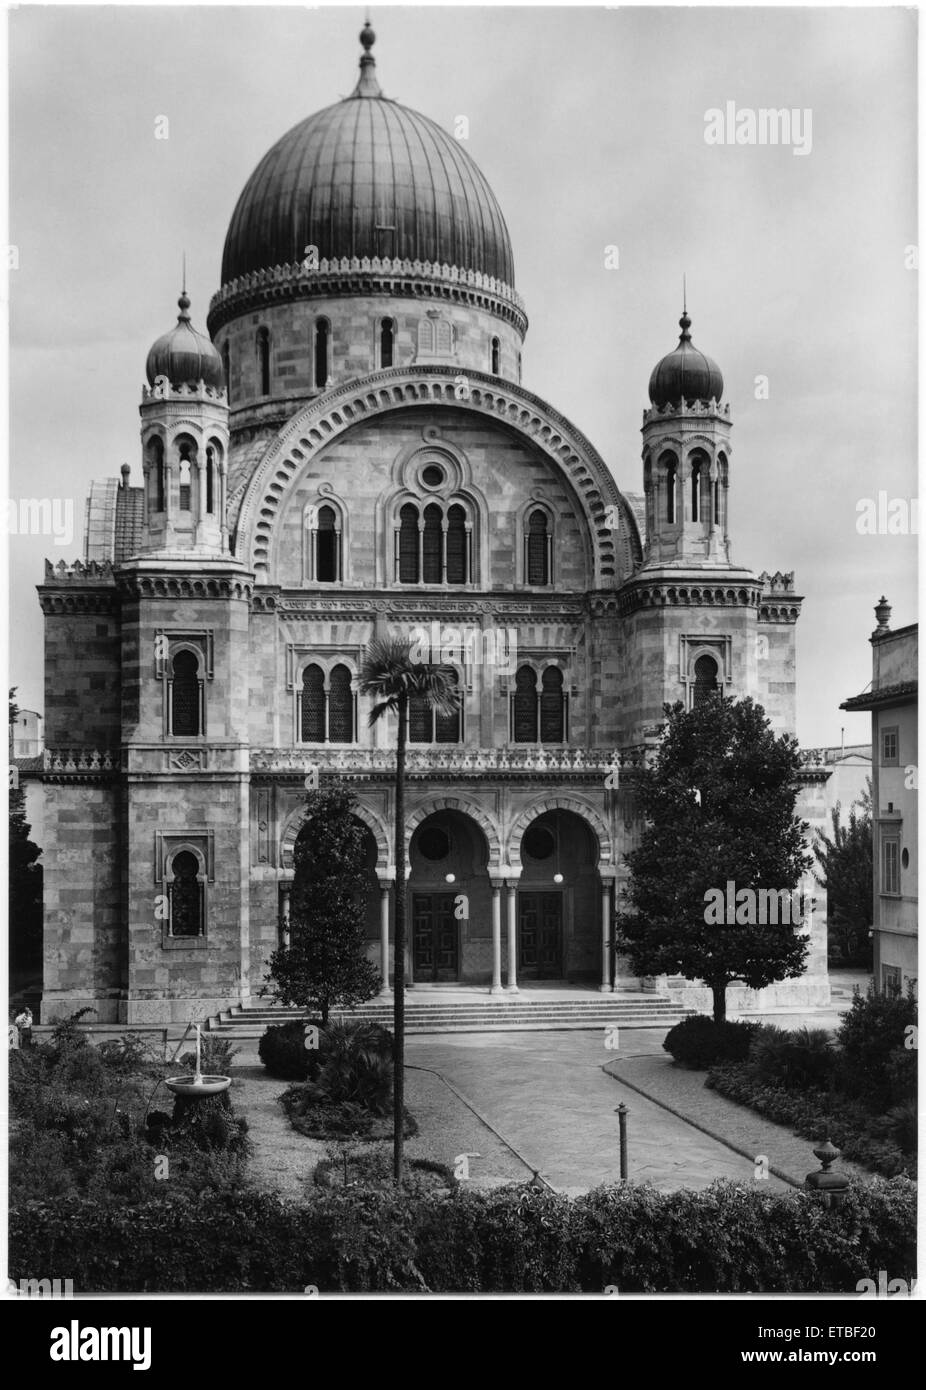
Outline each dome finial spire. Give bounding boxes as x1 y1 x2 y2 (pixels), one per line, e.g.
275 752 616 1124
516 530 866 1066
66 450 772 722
177 255 191 323
679 277 691 342
351 16 382 98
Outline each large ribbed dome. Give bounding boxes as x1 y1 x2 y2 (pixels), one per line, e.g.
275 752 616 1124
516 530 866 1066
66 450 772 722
648 310 724 409
220 24 515 289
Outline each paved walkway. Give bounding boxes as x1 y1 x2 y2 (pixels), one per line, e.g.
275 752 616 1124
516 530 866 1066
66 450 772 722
406 1032 792 1194
602 1043 873 1189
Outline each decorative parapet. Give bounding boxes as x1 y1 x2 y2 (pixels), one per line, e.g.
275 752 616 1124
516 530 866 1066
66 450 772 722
141 378 227 404
42 559 114 583
43 748 118 775
250 746 623 779
642 398 731 425
758 570 795 593
207 256 527 335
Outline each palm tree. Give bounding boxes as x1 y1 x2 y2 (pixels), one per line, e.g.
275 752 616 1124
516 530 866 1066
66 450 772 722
358 635 460 1183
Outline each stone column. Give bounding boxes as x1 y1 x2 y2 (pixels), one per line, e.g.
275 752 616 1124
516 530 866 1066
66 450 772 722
505 872 521 993
279 883 291 948
489 876 504 995
377 872 394 997
599 868 616 993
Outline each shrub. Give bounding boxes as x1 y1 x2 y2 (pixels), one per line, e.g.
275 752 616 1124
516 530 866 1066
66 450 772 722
748 1025 836 1091
313 1148 453 1192
663 1015 760 1069
836 985 917 1105
279 1091 417 1140
10 1177 916 1293
257 1019 322 1081
299 1020 395 1114
706 1063 915 1178
178 1035 241 1075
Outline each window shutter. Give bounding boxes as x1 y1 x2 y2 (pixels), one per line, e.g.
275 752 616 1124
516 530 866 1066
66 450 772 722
540 667 564 742
513 667 538 742
328 665 354 743
301 665 325 741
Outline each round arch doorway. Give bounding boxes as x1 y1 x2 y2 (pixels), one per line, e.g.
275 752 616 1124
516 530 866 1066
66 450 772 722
408 810 491 984
518 810 599 981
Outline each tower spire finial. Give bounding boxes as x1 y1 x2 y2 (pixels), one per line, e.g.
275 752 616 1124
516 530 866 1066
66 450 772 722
351 16 382 98
679 276 691 341
177 255 191 323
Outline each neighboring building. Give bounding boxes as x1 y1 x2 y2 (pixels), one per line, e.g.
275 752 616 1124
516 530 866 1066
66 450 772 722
11 709 43 758
841 599 918 995
35 25 827 1022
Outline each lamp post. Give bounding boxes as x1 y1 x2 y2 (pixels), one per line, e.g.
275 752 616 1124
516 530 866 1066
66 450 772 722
615 1103 629 1182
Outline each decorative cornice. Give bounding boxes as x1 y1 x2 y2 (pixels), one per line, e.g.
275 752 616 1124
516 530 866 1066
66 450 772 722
594 577 763 618
235 366 639 588
759 601 803 624
115 572 253 601
207 256 528 337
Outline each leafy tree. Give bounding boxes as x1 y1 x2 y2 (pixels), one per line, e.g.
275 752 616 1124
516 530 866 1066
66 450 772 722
617 695 811 1023
813 782 873 966
263 785 380 1025
358 636 460 1184
9 689 43 983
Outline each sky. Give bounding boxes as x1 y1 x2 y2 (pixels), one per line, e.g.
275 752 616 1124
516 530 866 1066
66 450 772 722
5 3 918 748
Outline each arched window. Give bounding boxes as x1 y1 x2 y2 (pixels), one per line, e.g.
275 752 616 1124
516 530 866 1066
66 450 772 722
446 504 468 584
149 437 165 512
169 850 203 937
526 509 550 585
663 454 678 524
171 650 201 736
399 503 420 583
328 664 354 743
715 453 727 525
221 342 230 396
690 458 701 521
435 669 461 743
257 327 270 396
423 503 443 584
380 317 394 369
417 319 434 355
513 666 539 743
435 319 452 355
314 318 330 389
491 336 500 374
178 457 192 512
316 504 339 582
693 654 719 707
517 351 522 383
301 664 326 742
409 670 461 744
540 668 565 742
205 446 215 515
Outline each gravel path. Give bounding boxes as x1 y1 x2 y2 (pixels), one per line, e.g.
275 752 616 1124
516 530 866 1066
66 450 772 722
602 1052 874 1189
230 1063 531 1197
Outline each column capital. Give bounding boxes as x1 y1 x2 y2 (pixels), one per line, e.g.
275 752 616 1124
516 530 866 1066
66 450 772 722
598 866 618 883
377 870 396 888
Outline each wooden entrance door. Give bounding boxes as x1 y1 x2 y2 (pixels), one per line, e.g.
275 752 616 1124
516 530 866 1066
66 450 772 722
412 893 459 982
518 892 563 979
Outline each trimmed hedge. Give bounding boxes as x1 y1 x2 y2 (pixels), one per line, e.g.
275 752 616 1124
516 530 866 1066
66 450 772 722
706 1064 915 1178
663 1015 760 1069
9 1177 915 1294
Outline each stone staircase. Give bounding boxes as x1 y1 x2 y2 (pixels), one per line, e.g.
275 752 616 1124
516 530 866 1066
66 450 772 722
208 991 694 1037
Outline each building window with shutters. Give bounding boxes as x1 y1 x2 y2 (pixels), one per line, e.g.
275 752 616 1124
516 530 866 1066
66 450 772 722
881 833 901 896
394 499 473 585
524 508 552 586
409 669 462 744
169 649 203 736
300 662 356 744
881 726 899 765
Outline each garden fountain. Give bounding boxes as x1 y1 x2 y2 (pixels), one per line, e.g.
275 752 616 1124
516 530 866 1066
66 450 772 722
165 1024 231 1098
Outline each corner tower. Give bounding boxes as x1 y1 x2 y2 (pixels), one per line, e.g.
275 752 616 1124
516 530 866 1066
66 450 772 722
641 307 731 568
